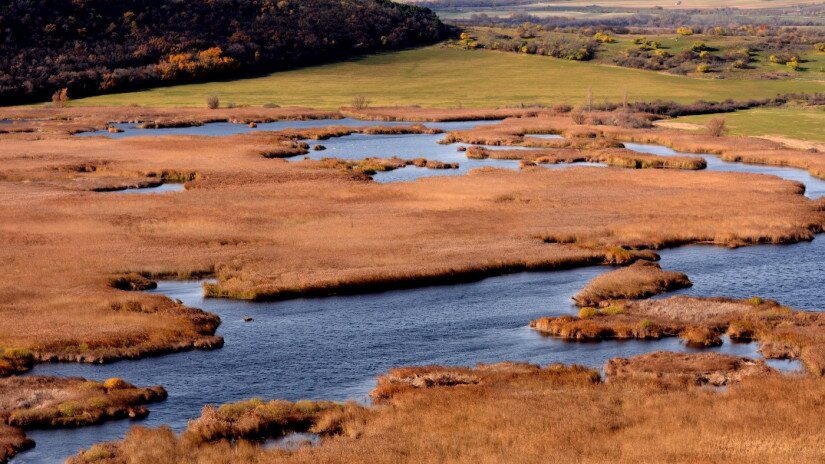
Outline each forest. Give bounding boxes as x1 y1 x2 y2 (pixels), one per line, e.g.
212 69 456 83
0 0 444 104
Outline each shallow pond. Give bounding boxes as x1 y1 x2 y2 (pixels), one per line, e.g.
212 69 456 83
14 133 825 462
108 183 186 194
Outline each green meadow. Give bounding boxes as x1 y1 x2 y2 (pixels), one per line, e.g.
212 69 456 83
68 46 825 109
676 107 825 143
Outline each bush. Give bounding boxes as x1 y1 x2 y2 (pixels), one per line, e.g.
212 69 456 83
695 63 711 73
552 103 573 113
601 305 624 316
691 42 710 53
578 307 599 319
816 43 825 53
351 95 371 110
571 111 586 125
103 377 130 390
676 26 694 36
206 95 220 109
706 117 727 137
749 296 764 306
593 32 614 44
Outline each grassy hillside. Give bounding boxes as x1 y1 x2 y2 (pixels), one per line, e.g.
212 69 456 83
68 47 825 108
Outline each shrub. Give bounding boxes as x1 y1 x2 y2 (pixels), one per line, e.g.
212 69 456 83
706 117 727 137
601 305 625 316
676 26 694 36
58 401 80 417
103 377 130 390
206 95 220 109
749 296 764 306
552 103 573 113
695 63 711 73
594 32 614 44
815 43 825 53
80 444 116 462
578 307 599 319
691 42 710 53
571 111 586 125
352 95 371 110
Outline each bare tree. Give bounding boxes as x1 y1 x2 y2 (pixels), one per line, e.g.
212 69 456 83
351 95 371 110
706 117 727 137
206 95 220 109
51 88 69 108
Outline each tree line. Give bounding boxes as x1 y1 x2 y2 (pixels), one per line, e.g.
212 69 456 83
0 0 444 104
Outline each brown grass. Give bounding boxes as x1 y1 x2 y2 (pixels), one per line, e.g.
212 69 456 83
573 260 692 306
0 107 823 363
534 295 825 375
67 360 825 464
184 398 361 444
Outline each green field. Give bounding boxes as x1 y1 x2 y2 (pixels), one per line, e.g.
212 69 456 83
676 107 825 143
69 46 825 108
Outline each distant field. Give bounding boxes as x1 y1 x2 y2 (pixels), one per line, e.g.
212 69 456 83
69 46 825 109
421 0 825 21
463 26 825 79
414 0 824 10
676 107 825 143
548 0 821 7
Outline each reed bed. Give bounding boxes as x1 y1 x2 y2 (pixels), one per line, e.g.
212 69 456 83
573 260 692 306
533 295 825 375
0 376 166 463
466 146 705 169
0 108 822 365
68 359 825 464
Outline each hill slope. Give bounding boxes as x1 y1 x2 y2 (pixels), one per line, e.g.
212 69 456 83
0 0 443 104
